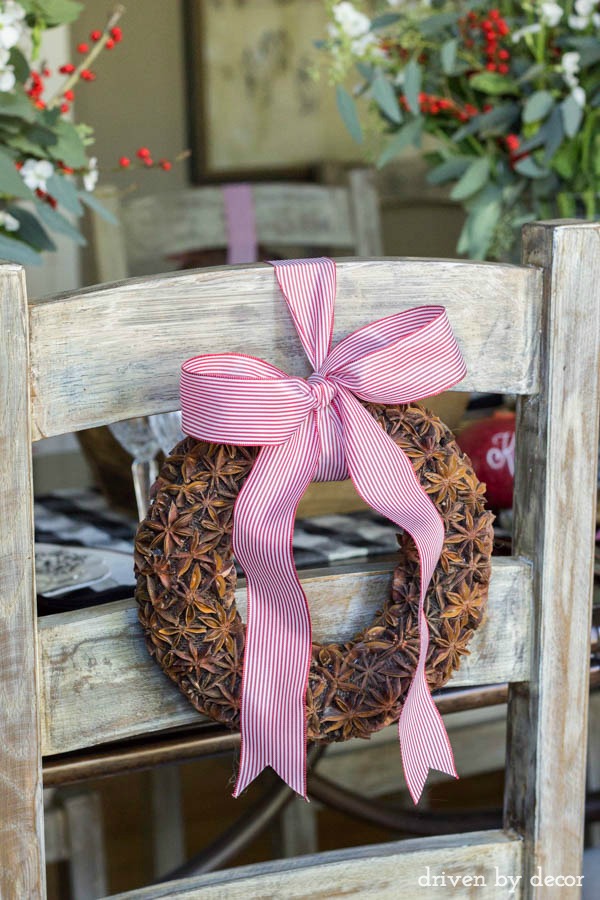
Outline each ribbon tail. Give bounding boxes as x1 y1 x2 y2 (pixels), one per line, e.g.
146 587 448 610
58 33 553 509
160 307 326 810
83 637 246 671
334 387 457 803
399 609 458 804
232 418 320 799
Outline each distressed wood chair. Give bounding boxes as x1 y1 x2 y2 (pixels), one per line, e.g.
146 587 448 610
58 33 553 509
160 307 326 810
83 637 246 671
2 220 599 898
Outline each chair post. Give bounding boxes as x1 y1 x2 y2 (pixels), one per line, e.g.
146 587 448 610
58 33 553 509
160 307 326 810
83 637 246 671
348 168 383 257
505 221 600 894
0 263 46 898
91 184 128 283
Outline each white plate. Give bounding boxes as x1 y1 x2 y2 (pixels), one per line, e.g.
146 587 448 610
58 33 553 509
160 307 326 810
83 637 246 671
35 544 110 596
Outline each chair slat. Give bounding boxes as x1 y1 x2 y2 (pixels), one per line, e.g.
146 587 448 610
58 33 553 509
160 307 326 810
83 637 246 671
29 259 542 440
39 557 531 756
109 830 523 899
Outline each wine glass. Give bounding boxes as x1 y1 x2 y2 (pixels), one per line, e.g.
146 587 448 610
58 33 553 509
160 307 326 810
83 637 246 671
108 418 160 521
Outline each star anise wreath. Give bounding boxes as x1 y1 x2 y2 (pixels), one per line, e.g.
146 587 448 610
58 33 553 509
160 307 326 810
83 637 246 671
135 403 494 743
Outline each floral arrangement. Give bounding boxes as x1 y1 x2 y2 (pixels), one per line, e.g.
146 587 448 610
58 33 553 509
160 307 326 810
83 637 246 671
323 0 600 259
0 2 180 265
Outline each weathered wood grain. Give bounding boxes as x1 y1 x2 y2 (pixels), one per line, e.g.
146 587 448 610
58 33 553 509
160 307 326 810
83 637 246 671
505 221 600 895
38 557 531 756
29 258 542 440
0 264 46 898
110 830 523 899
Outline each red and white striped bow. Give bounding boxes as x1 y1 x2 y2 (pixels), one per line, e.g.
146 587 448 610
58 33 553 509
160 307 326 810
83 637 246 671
181 258 467 802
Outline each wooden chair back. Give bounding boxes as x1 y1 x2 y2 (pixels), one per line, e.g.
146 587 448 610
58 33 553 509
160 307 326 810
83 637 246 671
91 170 383 283
1 221 599 897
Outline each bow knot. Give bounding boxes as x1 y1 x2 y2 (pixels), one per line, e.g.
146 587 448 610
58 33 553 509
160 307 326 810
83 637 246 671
180 257 467 803
307 373 336 411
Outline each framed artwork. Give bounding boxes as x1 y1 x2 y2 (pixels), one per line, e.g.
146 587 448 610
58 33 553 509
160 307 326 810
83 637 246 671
184 0 361 180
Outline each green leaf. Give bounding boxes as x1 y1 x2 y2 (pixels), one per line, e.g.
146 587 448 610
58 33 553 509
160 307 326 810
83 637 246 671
370 13 400 29
561 94 584 139
469 72 520 96
420 12 459 36
46 173 83 215
9 48 30 83
47 119 88 168
457 185 502 260
403 60 422 115
78 189 118 224
543 106 565 163
6 204 56 251
454 102 519 141
0 89 35 122
21 0 83 27
0 148 35 200
371 73 402 124
441 39 458 75
35 201 87 245
523 90 554 124
450 157 490 200
427 156 472 185
336 85 363 144
513 156 550 179
0 232 42 265
377 118 423 168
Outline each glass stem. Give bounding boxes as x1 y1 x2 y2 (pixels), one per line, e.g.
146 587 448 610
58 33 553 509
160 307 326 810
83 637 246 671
131 458 159 522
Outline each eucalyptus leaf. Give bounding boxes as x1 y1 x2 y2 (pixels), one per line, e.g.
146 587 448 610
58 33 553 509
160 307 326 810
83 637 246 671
543 106 565 163
441 39 458 75
523 90 554 124
6 205 56 251
561 94 584 138
0 147 36 200
336 85 363 144
371 73 402 124
21 0 83 26
0 90 35 122
9 48 30 83
469 72 519 96
370 13 401 29
0 232 42 265
450 157 490 200
420 12 458 36
48 119 91 168
35 201 87 245
454 103 518 141
46 173 83 215
427 156 472 185
513 156 550 179
458 185 502 260
403 60 422 115
377 118 423 168
78 189 118 224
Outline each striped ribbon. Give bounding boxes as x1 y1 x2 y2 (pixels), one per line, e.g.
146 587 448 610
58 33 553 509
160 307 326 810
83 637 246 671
180 258 467 802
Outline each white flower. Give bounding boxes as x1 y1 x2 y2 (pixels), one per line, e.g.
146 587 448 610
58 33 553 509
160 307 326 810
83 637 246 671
332 2 371 39
83 157 99 192
0 1 26 50
569 14 591 28
512 23 542 43
572 85 587 107
0 64 14 90
0 209 19 231
562 51 581 76
540 2 563 27
20 158 54 192
575 0 597 15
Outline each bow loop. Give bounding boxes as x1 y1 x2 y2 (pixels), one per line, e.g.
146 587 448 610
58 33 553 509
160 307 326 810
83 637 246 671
181 258 466 803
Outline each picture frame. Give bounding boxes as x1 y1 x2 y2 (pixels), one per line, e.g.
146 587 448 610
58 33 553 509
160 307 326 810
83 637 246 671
183 0 360 182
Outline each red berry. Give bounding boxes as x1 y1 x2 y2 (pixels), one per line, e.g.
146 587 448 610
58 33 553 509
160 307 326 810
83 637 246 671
438 99 451 110
119 156 131 168
77 42 89 54
110 26 123 42
490 9 500 19
499 49 510 60
136 146 151 159
482 19 493 30
505 134 520 152
15 161 22 170
143 158 154 167
90 29 102 42
35 99 45 109
48 195 57 209
497 21 509 36
105 38 115 49
498 64 509 74
60 102 70 113
64 89 75 101
59 63 75 74
459 112 469 122
159 159 172 171
81 69 96 81
486 62 497 72
42 67 51 77
484 103 493 112
61 165 74 174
